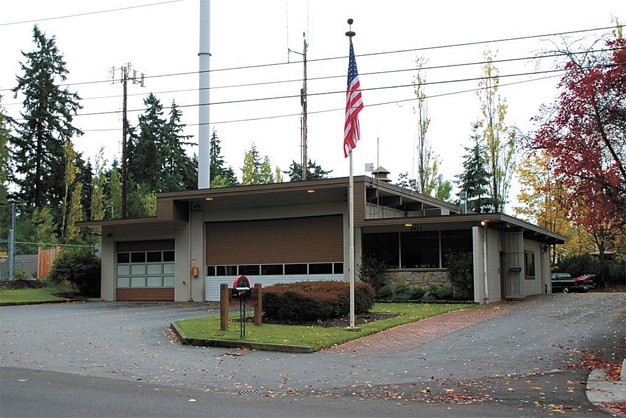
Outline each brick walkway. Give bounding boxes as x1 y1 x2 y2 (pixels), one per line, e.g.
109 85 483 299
323 304 513 356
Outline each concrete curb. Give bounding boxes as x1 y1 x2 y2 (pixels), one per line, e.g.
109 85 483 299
169 322 315 354
586 358 626 415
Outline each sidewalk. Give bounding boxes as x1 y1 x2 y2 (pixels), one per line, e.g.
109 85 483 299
324 302 513 356
586 358 626 415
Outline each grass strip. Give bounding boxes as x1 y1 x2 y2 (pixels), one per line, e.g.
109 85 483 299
174 302 474 351
0 283 71 305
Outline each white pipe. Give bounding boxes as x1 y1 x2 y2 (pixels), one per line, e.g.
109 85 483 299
198 0 211 189
483 225 489 303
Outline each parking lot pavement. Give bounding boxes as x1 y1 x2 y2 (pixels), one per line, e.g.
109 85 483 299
1 293 624 413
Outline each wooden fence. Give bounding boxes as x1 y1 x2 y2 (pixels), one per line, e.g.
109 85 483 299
37 246 62 279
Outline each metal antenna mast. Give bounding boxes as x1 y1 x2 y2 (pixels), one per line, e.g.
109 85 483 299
112 63 145 218
289 33 308 180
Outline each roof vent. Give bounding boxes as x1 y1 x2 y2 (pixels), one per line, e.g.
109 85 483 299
371 166 391 182
459 191 468 214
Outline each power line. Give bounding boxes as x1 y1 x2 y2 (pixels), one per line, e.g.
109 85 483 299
1 24 619 95
73 72 567 131
0 0 185 27
3 46 615 108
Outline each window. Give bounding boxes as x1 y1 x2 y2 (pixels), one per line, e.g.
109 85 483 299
261 265 284 275
285 264 308 275
524 251 536 279
362 233 399 268
401 231 439 268
309 263 332 274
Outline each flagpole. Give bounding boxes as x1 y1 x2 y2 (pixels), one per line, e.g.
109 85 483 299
348 149 356 330
346 19 358 331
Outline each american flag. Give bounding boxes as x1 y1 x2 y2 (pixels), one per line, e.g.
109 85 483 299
344 40 363 158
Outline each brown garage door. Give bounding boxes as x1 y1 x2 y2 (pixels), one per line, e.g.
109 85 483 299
206 215 343 265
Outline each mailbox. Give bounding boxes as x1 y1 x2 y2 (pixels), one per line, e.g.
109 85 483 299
231 275 251 298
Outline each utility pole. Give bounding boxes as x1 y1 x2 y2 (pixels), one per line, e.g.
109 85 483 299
7 201 16 281
112 64 145 218
289 33 308 180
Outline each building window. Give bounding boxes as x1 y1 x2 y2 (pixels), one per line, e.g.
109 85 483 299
524 251 536 279
362 233 399 268
401 231 439 268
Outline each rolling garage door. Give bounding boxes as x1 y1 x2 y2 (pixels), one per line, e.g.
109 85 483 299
204 215 344 301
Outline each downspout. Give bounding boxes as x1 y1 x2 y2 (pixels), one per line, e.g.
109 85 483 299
188 202 193 302
481 221 489 303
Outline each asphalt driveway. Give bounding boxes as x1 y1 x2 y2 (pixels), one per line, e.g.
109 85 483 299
1 293 624 415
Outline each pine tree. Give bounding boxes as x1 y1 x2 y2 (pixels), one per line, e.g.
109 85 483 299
163 101 196 191
456 122 491 212
128 93 166 191
287 159 332 181
128 95 196 194
209 130 238 187
10 25 82 217
241 144 275 185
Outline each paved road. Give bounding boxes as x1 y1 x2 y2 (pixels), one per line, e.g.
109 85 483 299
1 293 624 417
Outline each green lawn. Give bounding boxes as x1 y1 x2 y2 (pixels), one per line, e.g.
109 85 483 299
174 302 474 351
0 282 72 305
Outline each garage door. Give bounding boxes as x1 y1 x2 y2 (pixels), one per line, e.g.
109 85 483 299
115 240 175 301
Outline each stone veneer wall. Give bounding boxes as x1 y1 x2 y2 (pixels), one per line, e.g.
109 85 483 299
384 269 451 287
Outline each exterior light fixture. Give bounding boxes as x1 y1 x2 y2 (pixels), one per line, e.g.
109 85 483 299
404 223 413 227
307 189 315 193
481 220 488 226
205 197 213 201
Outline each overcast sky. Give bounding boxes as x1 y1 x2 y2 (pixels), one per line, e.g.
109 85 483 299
1 0 622 211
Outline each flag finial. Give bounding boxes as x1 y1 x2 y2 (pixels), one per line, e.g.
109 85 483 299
346 18 355 38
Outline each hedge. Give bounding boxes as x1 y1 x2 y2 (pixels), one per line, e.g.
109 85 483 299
262 280 374 321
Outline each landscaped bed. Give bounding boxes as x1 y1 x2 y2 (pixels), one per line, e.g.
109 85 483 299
173 302 474 352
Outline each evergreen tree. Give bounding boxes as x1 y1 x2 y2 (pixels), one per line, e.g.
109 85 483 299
163 101 196 191
10 25 82 218
77 157 92 222
128 95 196 194
456 122 491 212
209 130 238 187
287 159 332 181
128 93 166 191
0 102 10 239
241 143 275 185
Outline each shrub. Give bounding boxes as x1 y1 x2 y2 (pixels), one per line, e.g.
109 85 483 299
391 284 411 302
13 268 28 280
424 284 454 300
377 284 393 299
262 281 374 322
49 247 101 297
357 256 388 295
444 250 473 300
409 285 426 300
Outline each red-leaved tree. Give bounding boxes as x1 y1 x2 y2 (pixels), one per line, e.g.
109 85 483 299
528 32 625 284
